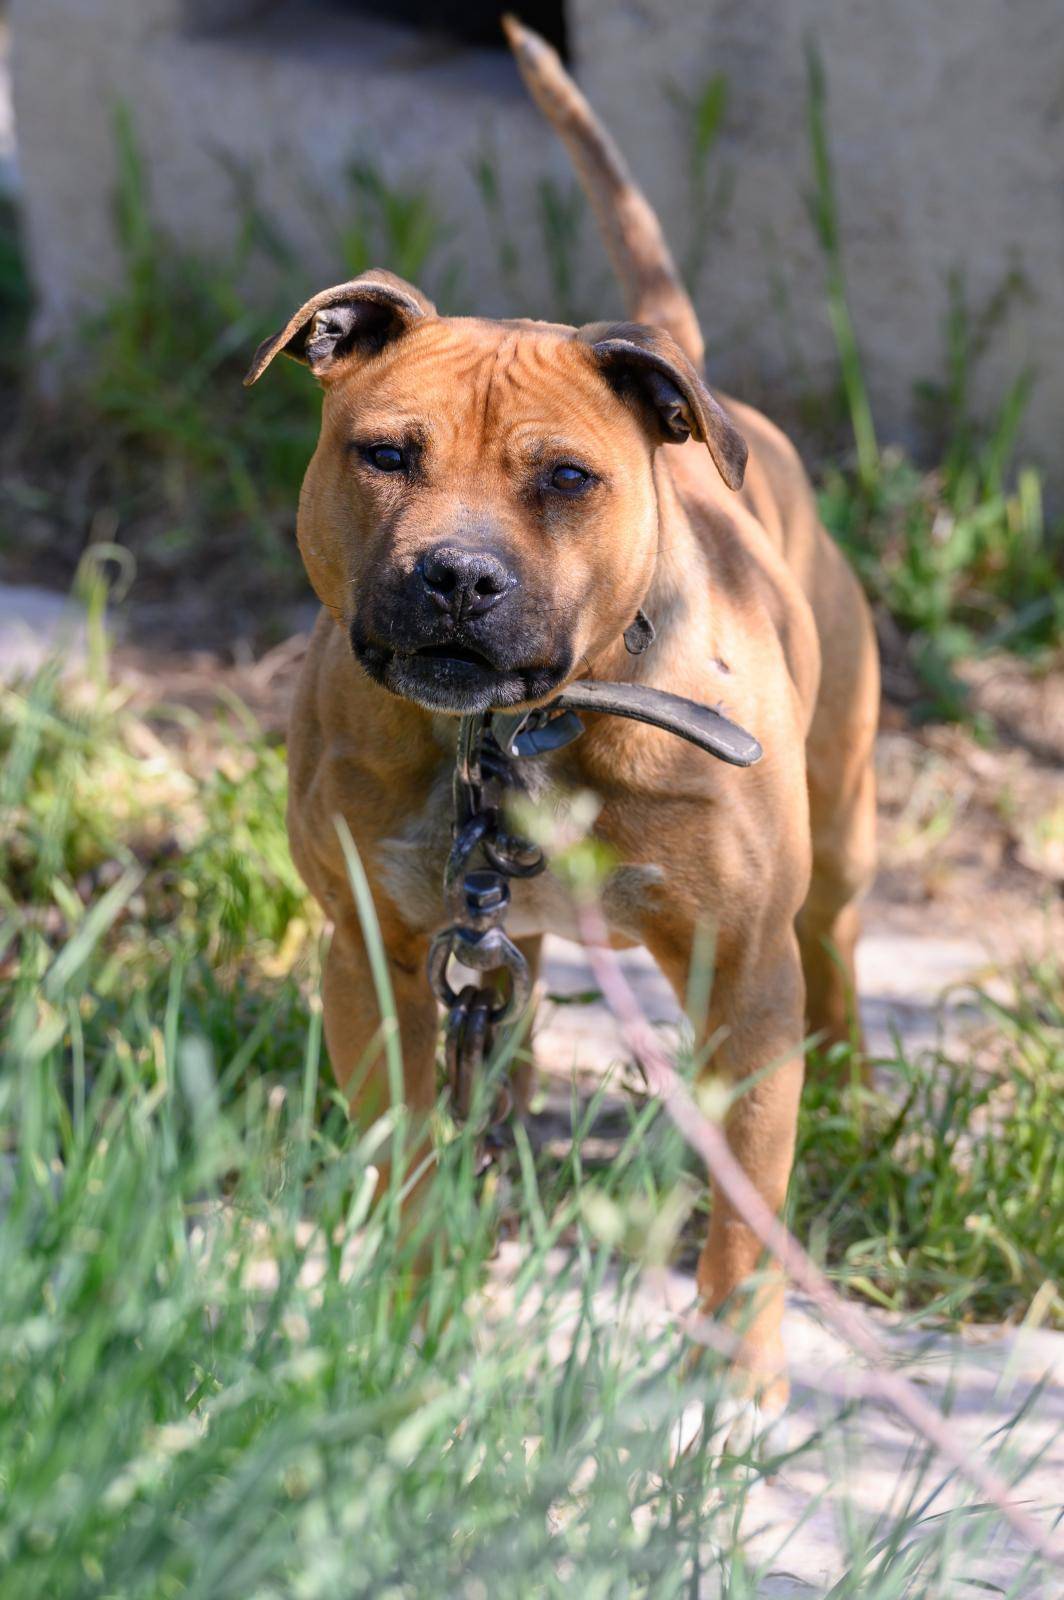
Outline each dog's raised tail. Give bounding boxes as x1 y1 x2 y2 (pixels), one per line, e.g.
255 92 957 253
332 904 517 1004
502 14 704 370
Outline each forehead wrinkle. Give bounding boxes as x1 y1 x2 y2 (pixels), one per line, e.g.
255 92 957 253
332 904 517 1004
496 350 626 464
368 331 522 453
341 324 631 464
339 341 481 450
361 325 486 394
500 424 613 468
518 337 626 425
471 333 524 449
477 336 620 462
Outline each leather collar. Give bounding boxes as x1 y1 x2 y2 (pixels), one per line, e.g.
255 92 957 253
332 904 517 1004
490 678 762 768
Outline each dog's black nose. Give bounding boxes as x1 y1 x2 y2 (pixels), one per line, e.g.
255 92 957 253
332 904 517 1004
419 546 516 618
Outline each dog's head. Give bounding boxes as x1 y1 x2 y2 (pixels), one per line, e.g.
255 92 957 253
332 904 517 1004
246 270 746 714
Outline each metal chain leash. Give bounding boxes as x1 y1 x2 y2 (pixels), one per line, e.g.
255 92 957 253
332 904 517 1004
426 712 550 1133
425 681 761 1142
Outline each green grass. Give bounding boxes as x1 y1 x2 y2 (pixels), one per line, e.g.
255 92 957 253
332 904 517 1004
803 39 879 498
671 71 734 295
77 108 318 579
0 188 33 385
0 663 756 1598
795 970 1064 1326
803 42 1063 718
1 653 1061 1596
0 948 713 1597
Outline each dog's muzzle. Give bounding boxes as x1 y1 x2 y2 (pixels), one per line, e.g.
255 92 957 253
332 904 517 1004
350 541 573 713
353 633 569 714
352 623 570 714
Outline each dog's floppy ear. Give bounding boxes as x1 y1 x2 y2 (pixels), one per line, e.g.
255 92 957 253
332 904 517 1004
578 321 747 490
243 270 436 386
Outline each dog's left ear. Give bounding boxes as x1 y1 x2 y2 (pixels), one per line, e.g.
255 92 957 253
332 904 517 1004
243 270 436 386
579 321 747 491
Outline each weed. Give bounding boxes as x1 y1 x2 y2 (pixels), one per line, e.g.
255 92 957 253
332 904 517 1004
0 109 322 627
2 651 1060 1595
471 141 523 307
536 175 591 326
804 37 879 497
338 155 461 307
0 189 32 389
795 959 1064 1326
87 106 316 566
804 48 1062 717
0 642 307 994
669 71 734 294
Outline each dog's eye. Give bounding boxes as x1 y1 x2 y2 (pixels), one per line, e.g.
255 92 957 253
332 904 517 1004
549 463 590 493
364 444 406 473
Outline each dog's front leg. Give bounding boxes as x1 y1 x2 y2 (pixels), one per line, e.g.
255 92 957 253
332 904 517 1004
650 926 806 1417
323 914 439 1192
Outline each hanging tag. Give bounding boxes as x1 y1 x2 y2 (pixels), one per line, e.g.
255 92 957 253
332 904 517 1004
623 610 656 655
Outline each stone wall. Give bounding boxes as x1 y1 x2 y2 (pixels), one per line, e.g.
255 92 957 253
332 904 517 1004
10 0 1064 483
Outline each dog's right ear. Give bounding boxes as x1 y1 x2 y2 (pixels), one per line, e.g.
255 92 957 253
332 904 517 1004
243 270 435 386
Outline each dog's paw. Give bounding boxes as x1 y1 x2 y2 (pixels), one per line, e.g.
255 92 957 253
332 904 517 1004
711 1391 791 1465
670 1390 790 1475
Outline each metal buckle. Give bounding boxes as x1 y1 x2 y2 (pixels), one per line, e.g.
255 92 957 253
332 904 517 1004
490 704 585 759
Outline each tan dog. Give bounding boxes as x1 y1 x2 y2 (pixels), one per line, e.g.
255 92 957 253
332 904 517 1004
245 19 878 1414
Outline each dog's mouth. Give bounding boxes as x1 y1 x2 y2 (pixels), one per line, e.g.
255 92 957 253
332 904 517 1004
352 629 568 715
410 641 495 670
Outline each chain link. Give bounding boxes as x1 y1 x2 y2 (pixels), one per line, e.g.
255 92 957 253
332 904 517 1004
424 676 760 1144
427 712 547 1135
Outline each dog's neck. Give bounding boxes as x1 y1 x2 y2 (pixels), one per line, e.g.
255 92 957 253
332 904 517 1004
589 454 713 687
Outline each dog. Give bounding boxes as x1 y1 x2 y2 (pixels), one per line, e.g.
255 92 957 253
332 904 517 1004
244 17 878 1419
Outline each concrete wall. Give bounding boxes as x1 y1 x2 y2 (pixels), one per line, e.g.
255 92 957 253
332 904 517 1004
573 0 1064 481
10 0 1064 483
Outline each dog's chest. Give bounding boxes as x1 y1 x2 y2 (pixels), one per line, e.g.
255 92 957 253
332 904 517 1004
372 765 664 945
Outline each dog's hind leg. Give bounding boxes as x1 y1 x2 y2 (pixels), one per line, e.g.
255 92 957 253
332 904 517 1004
798 688 878 1060
798 768 876 1052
